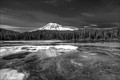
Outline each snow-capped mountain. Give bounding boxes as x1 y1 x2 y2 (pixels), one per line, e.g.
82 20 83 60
30 23 78 32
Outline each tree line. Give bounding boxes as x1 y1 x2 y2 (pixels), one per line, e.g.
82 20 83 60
0 27 120 42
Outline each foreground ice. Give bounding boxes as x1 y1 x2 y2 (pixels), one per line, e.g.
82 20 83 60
0 45 78 57
58 42 120 47
0 69 25 80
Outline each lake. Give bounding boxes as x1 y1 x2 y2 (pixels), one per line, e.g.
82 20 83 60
0 40 120 80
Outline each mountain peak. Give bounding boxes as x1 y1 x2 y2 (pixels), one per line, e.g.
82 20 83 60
41 23 62 29
31 23 78 32
46 23 61 26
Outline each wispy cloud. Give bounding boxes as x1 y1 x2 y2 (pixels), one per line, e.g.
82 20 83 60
0 25 21 32
0 8 86 31
81 13 95 17
0 25 20 29
0 24 34 32
42 0 73 6
0 3 120 32
0 8 86 26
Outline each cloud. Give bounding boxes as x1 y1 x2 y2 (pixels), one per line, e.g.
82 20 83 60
0 6 119 32
81 13 95 17
86 9 120 24
0 25 20 29
0 25 21 32
65 0 72 2
0 24 35 32
42 0 73 6
0 8 87 31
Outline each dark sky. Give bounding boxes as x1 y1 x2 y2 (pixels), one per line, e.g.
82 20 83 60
0 0 120 32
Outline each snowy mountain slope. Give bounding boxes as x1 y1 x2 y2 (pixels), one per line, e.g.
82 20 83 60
30 23 78 32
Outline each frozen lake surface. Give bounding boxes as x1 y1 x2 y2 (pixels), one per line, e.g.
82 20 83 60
0 45 78 57
0 41 120 80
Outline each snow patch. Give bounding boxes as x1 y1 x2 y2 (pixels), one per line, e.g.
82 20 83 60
71 59 83 66
0 45 78 57
0 69 25 80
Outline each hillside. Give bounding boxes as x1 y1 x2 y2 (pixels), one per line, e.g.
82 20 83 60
0 28 20 40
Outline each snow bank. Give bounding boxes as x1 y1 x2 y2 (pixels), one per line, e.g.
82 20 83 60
0 45 78 57
0 69 25 80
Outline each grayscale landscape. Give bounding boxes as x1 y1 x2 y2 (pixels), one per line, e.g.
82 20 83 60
0 0 120 80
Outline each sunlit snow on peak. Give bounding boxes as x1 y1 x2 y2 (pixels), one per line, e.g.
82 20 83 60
30 23 78 32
